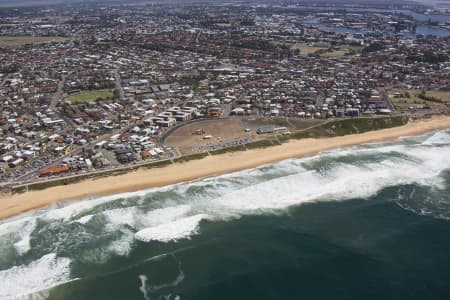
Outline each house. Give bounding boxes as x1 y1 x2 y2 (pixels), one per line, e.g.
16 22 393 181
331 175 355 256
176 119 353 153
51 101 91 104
175 112 191 121
39 165 70 177
157 118 176 127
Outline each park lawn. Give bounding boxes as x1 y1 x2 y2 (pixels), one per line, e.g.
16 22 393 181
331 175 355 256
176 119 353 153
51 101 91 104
0 36 69 48
66 90 113 104
291 43 329 56
312 42 331 48
320 50 346 58
289 42 360 57
425 90 450 102
388 90 447 109
341 45 363 52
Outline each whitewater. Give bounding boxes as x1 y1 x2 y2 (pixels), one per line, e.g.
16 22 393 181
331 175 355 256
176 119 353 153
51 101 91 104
1 129 450 299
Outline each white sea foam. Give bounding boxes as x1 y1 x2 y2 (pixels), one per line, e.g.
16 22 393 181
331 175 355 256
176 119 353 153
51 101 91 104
151 261 185 291
103 205 192 231
1 130 450 298
0 217 33 238
0 218 37 256
34 187 164 224
13 237 31 257
107 230 135 257
141 205 192 227
41 193 135 222
103 207 138 231
73 214 94 224
135 214 208 242
421 130 450 145
42 199 110 221
97 136 450 242
0 253 72 299
103 205 193 255
139 275 150 300
213 148 449 213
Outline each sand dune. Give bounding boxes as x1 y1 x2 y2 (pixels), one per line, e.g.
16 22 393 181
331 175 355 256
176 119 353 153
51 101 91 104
1 115 450 220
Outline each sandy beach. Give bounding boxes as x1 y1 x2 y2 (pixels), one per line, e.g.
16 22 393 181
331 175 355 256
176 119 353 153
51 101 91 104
1 115 450 220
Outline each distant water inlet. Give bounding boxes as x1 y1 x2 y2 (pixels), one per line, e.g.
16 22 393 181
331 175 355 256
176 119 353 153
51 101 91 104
1 129 450 299
303 10 450 38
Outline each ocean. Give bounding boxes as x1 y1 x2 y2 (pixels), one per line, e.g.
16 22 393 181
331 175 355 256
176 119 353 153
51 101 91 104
1 129 450 300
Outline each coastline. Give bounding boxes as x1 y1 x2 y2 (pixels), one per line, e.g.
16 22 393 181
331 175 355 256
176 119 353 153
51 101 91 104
1 115 450 220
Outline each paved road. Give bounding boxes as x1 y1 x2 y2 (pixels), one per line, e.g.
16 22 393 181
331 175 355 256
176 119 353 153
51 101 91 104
113 69 124 100
379 88 396 112
13 117 161 182
8 138 180 188
316 92 325 108
49 75 66 109
1 74 11 86
222 103 232 117
12 71 128 181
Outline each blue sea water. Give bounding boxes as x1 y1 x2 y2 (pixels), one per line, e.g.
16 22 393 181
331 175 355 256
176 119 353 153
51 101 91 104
1 129 450 300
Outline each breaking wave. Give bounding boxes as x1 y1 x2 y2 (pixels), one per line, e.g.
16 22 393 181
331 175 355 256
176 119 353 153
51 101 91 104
0 129 450 298
135 214 208 243
0 253 72 299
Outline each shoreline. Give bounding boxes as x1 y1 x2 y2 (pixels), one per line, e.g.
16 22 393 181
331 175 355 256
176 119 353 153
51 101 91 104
1 115 450 221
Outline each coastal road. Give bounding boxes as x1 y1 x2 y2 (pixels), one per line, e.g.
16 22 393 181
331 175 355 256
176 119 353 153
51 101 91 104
9 149 180 191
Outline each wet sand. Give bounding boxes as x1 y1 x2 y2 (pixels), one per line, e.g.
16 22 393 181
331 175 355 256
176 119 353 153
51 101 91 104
1 115 450 220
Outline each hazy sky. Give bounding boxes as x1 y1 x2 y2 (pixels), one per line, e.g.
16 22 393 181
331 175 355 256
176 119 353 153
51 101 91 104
415 0 450 6
0 0 449 8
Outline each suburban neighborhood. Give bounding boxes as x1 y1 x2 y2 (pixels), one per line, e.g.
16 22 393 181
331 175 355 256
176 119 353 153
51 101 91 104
0 0 449 189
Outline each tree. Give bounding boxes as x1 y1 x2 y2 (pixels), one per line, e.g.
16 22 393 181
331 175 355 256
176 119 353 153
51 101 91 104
363 42 384 53
113 89 120 99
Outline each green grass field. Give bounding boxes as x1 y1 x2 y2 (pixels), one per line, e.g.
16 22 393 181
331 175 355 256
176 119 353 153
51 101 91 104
66 90 113 104
320 50 346 58
290 116 409 139
291 42 361 57
388 90 449 110
425 90 450 102
291 43 329 56
312 42 331 48
341 45 363 52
